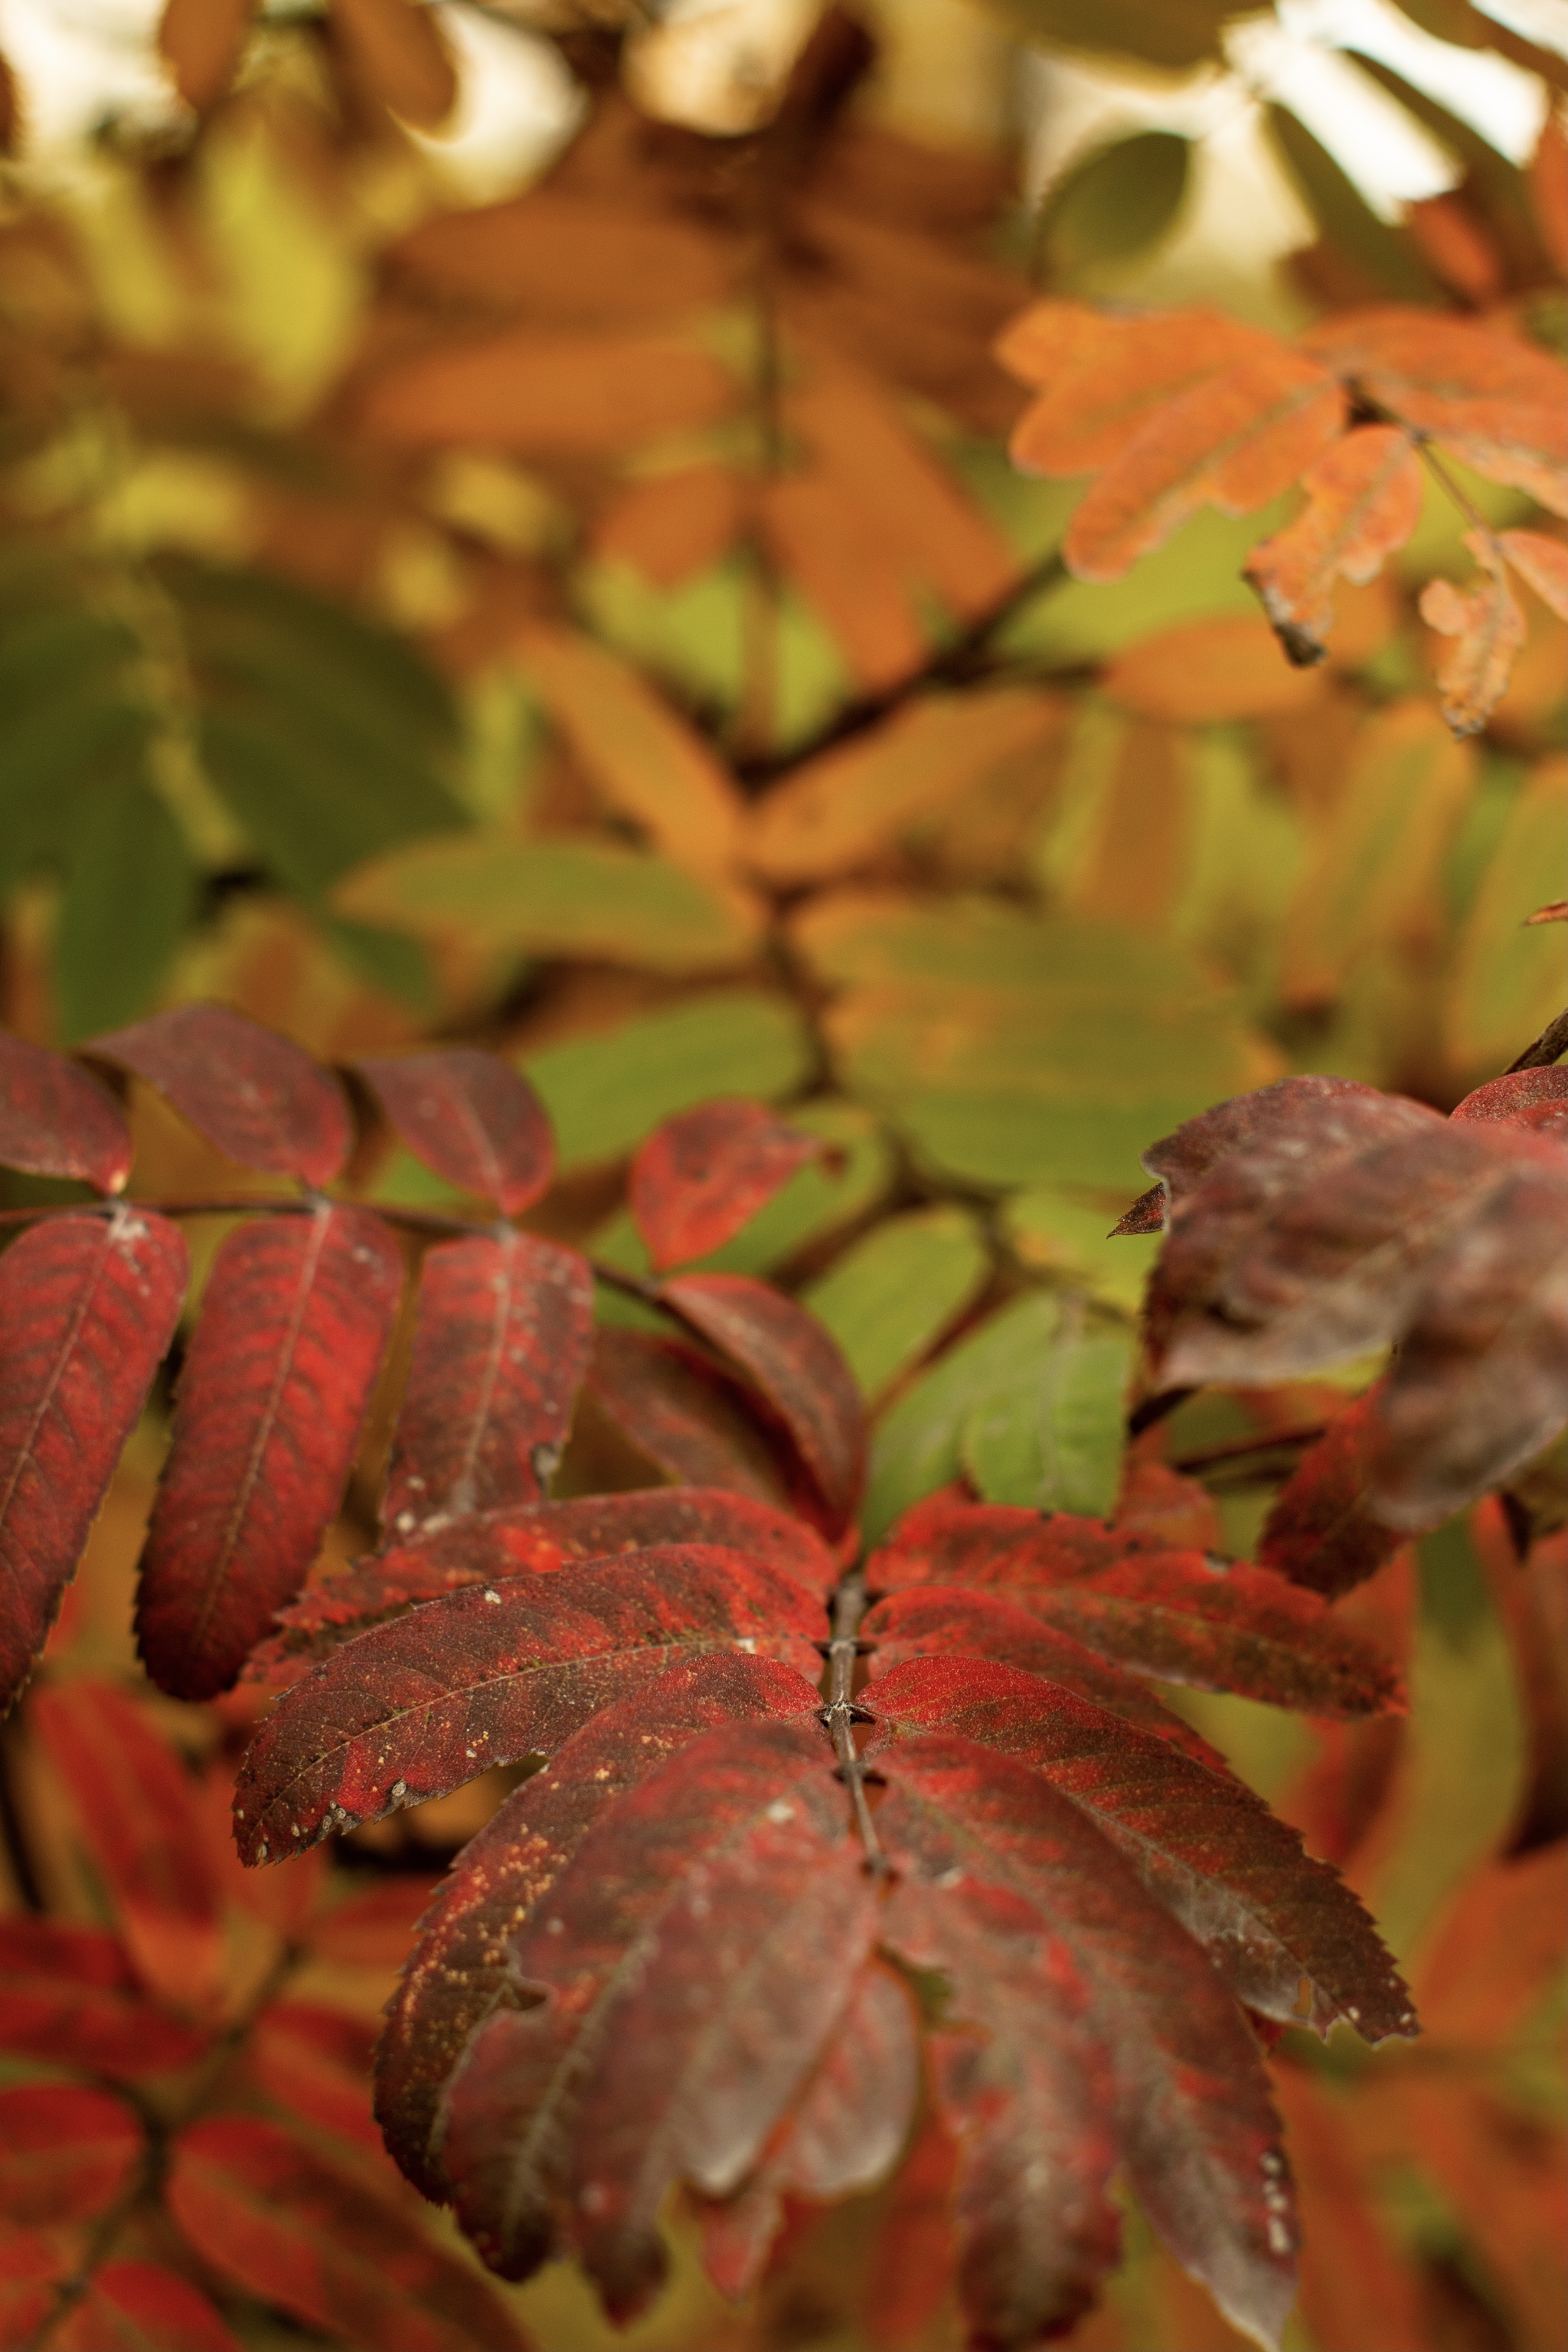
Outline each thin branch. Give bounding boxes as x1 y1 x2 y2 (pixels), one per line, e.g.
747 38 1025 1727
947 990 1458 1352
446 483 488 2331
820 1572 886 1876
1507 1006 1568 1073
1174 1424 1328 1473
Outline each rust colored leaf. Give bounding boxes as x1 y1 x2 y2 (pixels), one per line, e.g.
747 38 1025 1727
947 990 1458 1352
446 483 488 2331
87 1004 351 1186
630 1100 822 1273
0 2084 142 2224
1452 1066 1568 1134
439 1717 849 2299
0 1209 186 1710
247 2001 383 2154
1064 348 1347 583
591 464 746 588
0 1919 208 2075
0 1033 131 1193
1259 1395 1407 1598
136 1204 401 1700
1245 425 1423 665
660 1272 865 1533
583 1328 799 1513
0 2230 61 2347
1271 2071 1426 2352
329 0 456 128
232 1544 825 1861
1000 302 1277 475
1498 526 1568 619
359 331 735 457
167 2116 529 2351
30 1679 224 2011
383 1233 592 1540
354 1050 554 1216
879 1739 1296 2352
871 1655 1414 2039
759 467 927 692
379 1654 820 2197
1419 534 1527 737
53 2261 243 2352
1413 1837 1566 2048
1102 615 1323 721
158 0 253 109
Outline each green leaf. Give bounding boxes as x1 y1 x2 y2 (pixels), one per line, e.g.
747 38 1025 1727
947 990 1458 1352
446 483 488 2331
1445 759 1567 1079
335 834 764 973
522 991 813 1169
803 1205 990 1403
961 1295 1133 1518
1037 131 1190 276
1265 104 1445 303
0 609 139 720
0 700 154 890
54 773 198 1039
1004 1185 1160 1315
982 0 1235 69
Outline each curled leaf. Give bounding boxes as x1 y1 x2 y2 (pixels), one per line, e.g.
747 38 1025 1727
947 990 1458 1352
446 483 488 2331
1419 536 1527 737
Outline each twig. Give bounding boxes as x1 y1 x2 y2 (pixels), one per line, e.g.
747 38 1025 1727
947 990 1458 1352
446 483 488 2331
820 1573 886 1876
1174 1424 1328 1473
1507 1006 1568 1073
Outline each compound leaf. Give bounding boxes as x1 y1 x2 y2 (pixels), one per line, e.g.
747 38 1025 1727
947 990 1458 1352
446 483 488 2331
0 1033 131 1194
631 1101 822 1273
355 1050 556 1216
87 1004 352 1187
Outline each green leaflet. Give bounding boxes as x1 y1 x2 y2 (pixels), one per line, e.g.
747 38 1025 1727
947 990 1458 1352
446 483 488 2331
1004 1187 1160 1317
522 992 813 1170
1445 760 1568 1078
804 1206 990 1403
1037 131 1190 277
54 773 198 1040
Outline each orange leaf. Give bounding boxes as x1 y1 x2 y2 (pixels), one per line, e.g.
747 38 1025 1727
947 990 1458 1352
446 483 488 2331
1411 1839 1567 2050
389 191 735 325
1527 105 1568 277
1064 348 1347 583
1419 532 1527 737
1498 526 1568 620
158 0 253 110
591 464 746 588
999 302 1276 476
1393 2077 1568 2352
759 469 926 692
1069 717 1191 928
0 50 18 156
1403 191 1503 305
1245 425 1423 665
329 0 456 129
1102 612 1325 721
358 331 736 456
1272 2069 1426 2352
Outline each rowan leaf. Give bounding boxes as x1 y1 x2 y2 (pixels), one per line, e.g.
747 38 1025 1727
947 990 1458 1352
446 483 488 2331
387 187 732 325
158 0 253 109
871 1655 1413 2038
592 464 746 588
1063 347 1347 584
0 1209 186 1711
1497 528 1568 620
1419 537 1527 738
136 1204 402 1700
1245 425 1423 665
247 2001 384 2154
1259 1394 1407 1599
354 1050 555 1217
759 467 928 692
30 1679 224 2011
0 2084 143 2224
0 1033 131 1193
999 303 1276 476
87 1004 351 1187
583 1328 799 1513
328 0 456 128
1037 130 1190 276
803 1204 989 1403
660 1272 866 1533
166 2116 529 2351
1101 614 1323 722
232 1545 825 1860
1451 1067 1568 1134
629 1101 822 1275
878 1738 1298 2351
1411 1839 1567 2050
52 2260 243 2352
384 1233 592 1540
0 1919 208 2075
358 329 735 456
0 2228 67 2346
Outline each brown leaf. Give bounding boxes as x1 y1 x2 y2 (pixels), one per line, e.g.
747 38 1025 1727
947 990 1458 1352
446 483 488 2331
329 0 456 129
1102 618 1322 724
388 190 735 325
158 0 253 111
590 465 746 588
1245 425 1423 665
1419 534 1527 737
358 331 736 457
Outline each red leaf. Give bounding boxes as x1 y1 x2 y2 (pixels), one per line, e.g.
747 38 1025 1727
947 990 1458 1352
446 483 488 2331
136 1204 402 1700
232 1544 826 1861
1270 2072 1426 2352
0 1209 187 1710
306 1875 445 1970
438 1716 849 2301
247 2001 383 2154
166 2115 531 2351
0 2084 143 2224
1259 1395 1407 1598
660 1272 865 1533
1451 1067 1568 1134
0 2229 70 2345
1419 533 1527 737
0 1919 209 2074
870 1655 1414 2039
863 2107 959 2352
52 2262 243 2352
383 1233 591 1540
878 1737 1297 2351
629 1100 822 1272
1244 424 1423 665
30 1679 224 2011
0 1033 132 1194
354 1049 554 1215
378 1652 822 2197
583 1327 799 1512
87 1003 351 1187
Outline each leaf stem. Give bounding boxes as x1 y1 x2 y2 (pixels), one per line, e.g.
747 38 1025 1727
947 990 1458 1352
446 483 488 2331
821 1572 887 1876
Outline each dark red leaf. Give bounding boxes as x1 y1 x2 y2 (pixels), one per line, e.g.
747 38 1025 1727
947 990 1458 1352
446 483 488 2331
438 1716 850 2302
378 1652 822 2197
233 1544 826 1861
0 1209 186 1710
1260 1395 1406 1597
355 1047 555 1214
1141 1073 1433 1212
53 2261 243 2352
1112 1181 1166 1234
167 2116 530 2351
136 1204 402 1700
87 1003 351 1187
0 2084 143 2224
0 1919 209 2074
862 1585 1231 1769
383 1233 592 1540
1451 1066 1568 1135
30 1679 224 2011
870 1655 1414 2039
629 1099 822 1272
0 1033 132 1194
879 1736 1297 2350
660 1272 866 1531
583 1327 799 1512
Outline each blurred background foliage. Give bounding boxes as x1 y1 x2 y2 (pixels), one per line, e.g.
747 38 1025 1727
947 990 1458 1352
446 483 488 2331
0 1 1563 2347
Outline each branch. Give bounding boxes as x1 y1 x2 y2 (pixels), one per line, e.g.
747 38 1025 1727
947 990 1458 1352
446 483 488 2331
820 1571 886 1876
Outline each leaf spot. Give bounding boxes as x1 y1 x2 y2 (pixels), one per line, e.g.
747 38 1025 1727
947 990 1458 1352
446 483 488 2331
766 1799 795 1824
482 1588 501 1603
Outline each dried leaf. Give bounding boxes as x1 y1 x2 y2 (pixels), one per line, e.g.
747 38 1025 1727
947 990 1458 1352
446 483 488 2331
158 0 253 110
0 2084 143 2225
354 1050 554 1216
0 1033 132 1194
1419 535 1527 737
87 1004 351 1187
329 0 456 129
1244 425 1423 665
1497 526 1568 620
630 1100 822 1273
